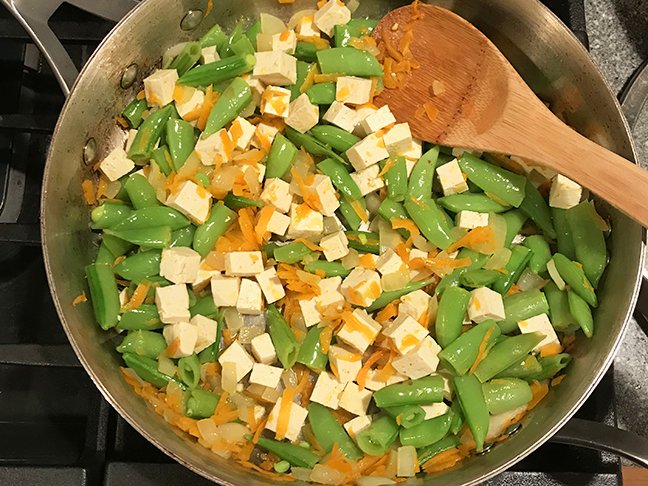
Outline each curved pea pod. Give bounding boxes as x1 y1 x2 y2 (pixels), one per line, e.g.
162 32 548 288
223 193 263 210
453 374 489 452
383 156 408 202
473 332 545 383
169 41 201 76
104 226 172 249
111 206 190 232
91 202 133 229
166 119 197 170
113 250 161 283
124 173 161 209
460 269 502 288
185 388 219 418
307 403 362 459
551 208 576 259
265 132 298 179
404 196 455 250
345 231 379 254
290 60 311 101
567 289 594 338
365 277 436 313
117 304 162 331
193 203 237 257
449 400 464 436
502 209 528 247
438 193 510 214
204 77 252 137
102 234 134 258
551 253 598 307
527 353 572 381
438 320 501 375
257 437 320 468
296 326 328 371
198 312 225 363
311 125 361 152
317 158 362 200
122 352 173 389
305 81 336 104
170 225 196 248
518 179 556 239
492 245 532 294
543 282 579 332
274 241 314 264
482 378 533 415
333 19 378 47
122 98 148 129
373 375 445 408
190 295 218 319
116 330 166 359
566 201 607 288
356 415 399 456
128 104 174 162
295 41 321 62
522 235 552 274
417 436 461 465
494 354 542 380
266 304 300 368
436 286 471 348
408 146 440 200
303 261 351 278
285 126 348 166
86 263 120 330
178 354 201 388
384 405 426 429
178 53 255 87
497 289 549 334
399 413 453 448
95 242 116 265
457 153 527 208
338 196 367 231
316 47 383 76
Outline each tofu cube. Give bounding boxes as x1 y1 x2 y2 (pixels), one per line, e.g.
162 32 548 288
210 275 241 307
400 138 423 162
399 289 432 323
299 276 346 327
353 104 379 137
363 369 407 391
155 284 190 324
224 251 264 276
162 322 198 358
313 0 351 36
286 93 320 133
124 129 138 153
310 371 344 409
236 278 264 314
396 446 418 477
383 123 413 157
249 363 283 388
437 159 469 196
261 178 293 213
468 287 506 323
160 247 201 284
252 121 280 151
382 314 429 355
255 267 285 304
518 313 560 352
266 210 291 236
392 336 442 379
253 51 297 85
323 101 359 133
195 129 234 166
346 133 390 171
360 105 396 135
228 117 256 151
200 46 220 64
339 382 372 415
344 415 371 439
287 203 324 239
336 308 381 353
328 345 362 383
549 174 582 209
271 30 297 54
376 249 405 276
191 314 218 354
266 397 308 441
336 76 373 105
143 69 178 107
260 86 292 118
456 210 489 229
166 180 212 224
340 268 382 308
351 164 385 196
421 402 450 420
298 298 322 328
99 147 134 182
250 333 277 364
320 231 349 261
218 340 255 382
295 14 320 37
305 174 339 216
175 86 205 121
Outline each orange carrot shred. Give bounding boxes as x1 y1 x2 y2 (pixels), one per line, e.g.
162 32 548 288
469 323 496 374
527 381 549 410
121 282 149 312
72 291 87 306
81 179 96 205
356 348 389 390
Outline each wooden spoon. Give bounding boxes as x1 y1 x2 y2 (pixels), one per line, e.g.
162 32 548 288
372 4 648 226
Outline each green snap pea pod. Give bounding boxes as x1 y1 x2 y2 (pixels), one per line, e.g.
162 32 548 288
566 201 607 288
91 202 132 229
356 415 399 456
435 271 460 297
552 208 576 260
334 19 378 47
527 353 572 381
190 295 218 318
170 225 196 248
378 197 408 222
552 253 598 307
365 277 436 312
185 388 220 418
318 158 362 200
223 193 264 209
105 226 172 249
494 354 543 380
166 119 196 170
436 286 471 348
453 374 489 452
128 105 174 162
523 235 552 274
230 35 255 57
458 154 527 208
243 18 260 47
408 146 439 199
399 413 453 448
111 207 190 232
86 263 120 330
373 375 445 408
178 53 255 87
345 231 379 254
151 146 172 176
262 242 280 258
305 82 336 104
177 354 201 388
290 61 312 101
304 260 351 278
438 193 509 214
274 242 314 264
482 378 533 415
449 400 464 436
417 436 461 465
198 311 225 363
436 248 488 297
497 289 550 334
307 403 362 459
567 289 594 338
382 156 408 202
95 241 116 265
404 196 455 250
295 41 321 62
117 305 162 331
193 203 237 257
116 330 166 358
473 332 545 383
204 77 252 137
113 250 161 283
200 24 228 49
123 174 161 209
285 127 347 166
266 132 298 179
384 405 426 429
338 196 366 231
296 326 328 371
169 41 202 76
267 304 300 368
122 352 172 388
438 321 501 375
544 282 578 332
492 245 532 294
311 125 361 152
102 234 134 257
502 209 528 247
317 47 383 76
257 437 320 468
122 98 148 129
460 269 502 289
218 22 244 58
519 180 557 239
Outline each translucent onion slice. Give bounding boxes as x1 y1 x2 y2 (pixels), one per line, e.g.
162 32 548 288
484 247 512 271
288 9 317 30
517 268 549 291
546 258 566 290
260 13 286 35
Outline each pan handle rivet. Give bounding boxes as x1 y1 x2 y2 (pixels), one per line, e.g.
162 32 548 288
506 423 522 437
120 64 138 89
476 442 494 456
83 138 97 165
181 10 203 31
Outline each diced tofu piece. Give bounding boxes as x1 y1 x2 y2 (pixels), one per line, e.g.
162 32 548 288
163 322 198 358
295 14 320 37
353 104 379 137
261 178 293 213
323 101 359 133
155 284 190 324
228 117 256 151
305 174 339 216
236 278 264 314
400 139 423 162
340 268 382 308
363 369 407 391
99 147 134 182
249 363 283 388
271 30 297 54
421 402 450 420
344 415 371 439
456 210 489 229
218 340 255 382
252 121 280 151
260 86 291 118
286 93 320 133
265 397 308 441
211 275 241 307
266 210 291 236
346 133 390 171
191 314 218 353
313 0 351 36
392 336 442 379
328 345 362 383
320 231 349 261
376 249 405 276
299 298 322 327
200 46 220 64
437 159 469 196
195 129 234 165
468 287 506 323
383 123 413 156
299 277 346 327
396 446 418 477
336 76 372 105
336 308 381 353
549 174 582 209
253 51 297 86
143 69 178 107
287 203 324 239
360 105 396 134
124 129 138 153
175 86 205 120
160 247 201 284
339 382 372 415
251 333 277 364
255 267 285 304
166 180 212 224
518 313 560 352
382 314 429 355
310 371 344 409
399 289 432 323
351 164 385 196
224 251 264 276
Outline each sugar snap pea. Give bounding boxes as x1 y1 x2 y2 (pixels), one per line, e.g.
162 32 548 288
567 289 594 337
458 153 527 208
566 201 607 288
399 413 453 448
185 388 220 418
204 77 252 136
334 19 378 47
170 225 196 248
116 330 166 359
408 146 439 200
552 208 576 260
266 304 300 368
128 104 174 162
257 437 320 468
356 415 399 456
91 202 133 229
296 326 328 371
266 132 298 179
311 125 361 152
305 82 336 104
113 250 161 283
178 54 255 87
117 304 162 331
436 286 471 348
169 41 202 76
124 174 161 210
316 47 383 76
482 378 533 415
551 253 597 307
193 203 237 257
417 436 461 465
497 289 549 334
166 119 196 170
105 226 172 249
366 277 436 312
317 158 362 200
523 235 552 274
304 260 351 278
122 352 174 388
473 332 545 383
178 354 201 388
383 156 408 202
307 403 362 459
453 374 489 452
122 98 148 129
111 207 190 232
519 180 556 239
438 193 509 214
404 196 455 250
438 320 501 375
86 263 120 330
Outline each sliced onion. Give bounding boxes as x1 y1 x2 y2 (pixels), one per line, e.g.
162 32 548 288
347 0 360 13
310 464 347 485
104 180 121 199
486 405 527 441
379 219 404 253
211 165 242 193
260 13 286 35
238 319 265 344
517 268 549 291
205 251 225 271
479 213 507 254
177 151 201 179
288 9 317 30
162 42 188 68
381 269 411 292
220 361 238 394
546 258 566 290
323 215 344 235
341 248 360 269
223 308 244 331
158 355 177 376
147 162 167 203
196 418 220 446
292 468 314 481
396 445 418 478
428 294 439 325
484 247 512 271
281 368 299 388
365 192 382 215
243 165 261 196
356 477 397 486
256 32 273 52
217 422 250 445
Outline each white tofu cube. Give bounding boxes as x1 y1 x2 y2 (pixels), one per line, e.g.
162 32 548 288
265 397 308 441
286 93 320 133
399 289 432 323
336 76 373 105
236 278 264 314
99 147 134 182
252 121 280 151
200 46 220 64
298 298 322 328
353 104 379 137
210 275 241 307
340 268 382 308
320 231 349 261
260 86 291 118
143 69 178 107
313 0 351 36
437 159 469 196
518 313 560 351
155 284 190 324
166 180 212 224
124 129 138 153
336 308 381 353
191 314 218 354
376 249 405 276
271 30 297 54
344 415 371 439
421 402 450 420
218 340 255 382
160 247 201 284
392 336 442 379
363 369 407 391
195 129 234 165
328 345 362 383
382 314 429 355
396 446 418 477
468 287 506 323
295 14 320 37
549 174 582 209
255 267 285 304
251 333 277 364
175 86 205 120
287 203 324 239
456 210 489 229
249 363 283 388
383 123 413 156
224 251 264 276
305 174 339 216
310 371 344 409
162 322 198 358
360 105 396 135
228 117 256 151
346 133 390 171
266 210 291 236
339 382 372 415
400 139 423 162
351 164 385 196
299 276 346 327
253 51 297 85
323 101 359 133
261 178 293 213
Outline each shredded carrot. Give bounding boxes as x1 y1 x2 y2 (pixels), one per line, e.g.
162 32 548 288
469 323 496 374
422 101 438 121
422 448 463 473
375 349 397 382
446 226 495 253
81 179 96 205
540 342 563 357
277 0 296 3
300 64 319 94
294 237 322 251
237 207 260 250
255 205 275 244
506 283 522 296
275 387 297 440
381 29 404 62
356 348 389 390
349 198 368 222
319 326 333 354
252 417 268 444
392 218 420 241
136 90 146 100
121 282 149 312
197 86 219 131
358 254 376 269
395 242 410 263
527 381 549 411
238 461 296 482
296 34 330 50
72 291 87 306
375 302 399 323
313 73 343 84
551 375 566 387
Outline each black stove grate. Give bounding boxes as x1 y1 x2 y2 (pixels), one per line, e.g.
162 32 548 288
0 2 622 485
